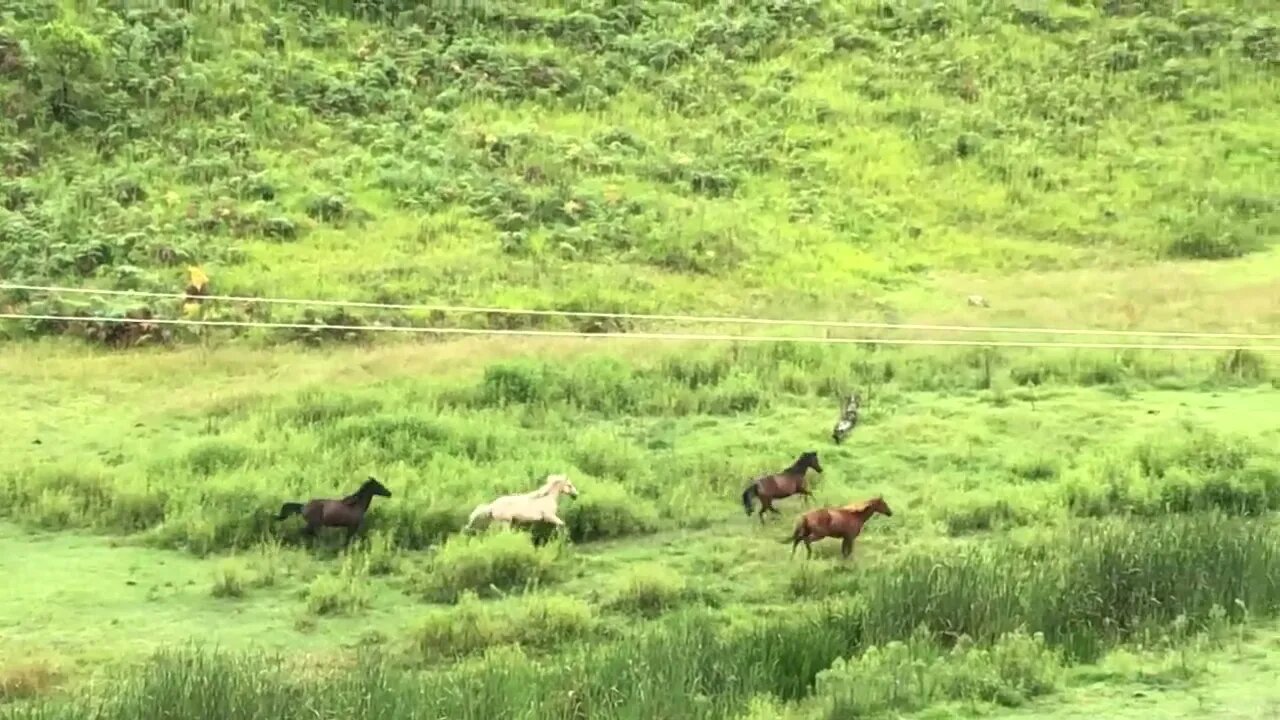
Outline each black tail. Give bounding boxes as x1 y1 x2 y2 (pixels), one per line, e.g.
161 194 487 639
742 484 758 516
274 502 303 521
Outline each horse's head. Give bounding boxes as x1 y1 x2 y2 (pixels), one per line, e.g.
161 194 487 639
363 476 392 498
547 474 578 498
867 496 892 517
799 450 823 474
842 496 892 517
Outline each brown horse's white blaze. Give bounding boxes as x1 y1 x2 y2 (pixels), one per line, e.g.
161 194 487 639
788 496 892 559
741 451 823 524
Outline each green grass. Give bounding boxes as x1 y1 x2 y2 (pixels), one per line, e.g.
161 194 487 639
982 627 1280 720
2 0 1279 340
3 340 1279 555
4 0 1280 717
5 512 1280 718
4 345 1280 717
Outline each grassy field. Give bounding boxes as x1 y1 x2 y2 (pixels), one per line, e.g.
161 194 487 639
4 339 1280 717
2 0 1279 333
4 0 1280 718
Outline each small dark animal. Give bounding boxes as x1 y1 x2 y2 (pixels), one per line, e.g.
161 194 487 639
273 476 392 546
831 393 860 444
741 451 823 524
787 496 892 559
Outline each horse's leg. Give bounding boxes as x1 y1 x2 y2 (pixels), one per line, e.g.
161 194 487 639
804 538 813 559
542 513 569 543
841 536 854 560
768 503 783 516
759 497 774 523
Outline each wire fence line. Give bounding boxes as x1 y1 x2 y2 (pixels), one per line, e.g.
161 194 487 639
4 312 1280 352
4 282 1279 341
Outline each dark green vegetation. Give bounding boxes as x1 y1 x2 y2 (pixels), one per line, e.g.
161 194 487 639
3 0 1280 718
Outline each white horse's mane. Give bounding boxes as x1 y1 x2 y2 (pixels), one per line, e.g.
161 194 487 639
464 474 575 532
530 474 570 497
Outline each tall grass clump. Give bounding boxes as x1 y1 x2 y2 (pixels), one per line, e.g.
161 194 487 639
602 563 692 618
413 591 597 662
1063 425 1280 518
939 490 1050 536
209 558 252 599
812 626 1063 716
561 482 660 542
862 514 1280 661
303 554 373 616
413 530 564 603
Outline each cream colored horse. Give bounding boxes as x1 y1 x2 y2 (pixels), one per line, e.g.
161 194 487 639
464 474 579 532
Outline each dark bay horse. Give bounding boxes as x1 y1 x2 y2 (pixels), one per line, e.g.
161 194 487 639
273 476 392 546
741 451 823 523
787 496 892 559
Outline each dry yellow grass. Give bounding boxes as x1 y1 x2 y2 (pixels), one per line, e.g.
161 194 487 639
0 659 61 702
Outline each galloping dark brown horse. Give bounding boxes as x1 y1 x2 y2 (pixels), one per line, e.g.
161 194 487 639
787 496 892 559
273 476 392 546
741 451 823 524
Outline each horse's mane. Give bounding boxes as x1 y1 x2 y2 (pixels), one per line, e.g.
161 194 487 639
784 454 812 473
529 474 569 497
841 497 879 513
340 479 377 505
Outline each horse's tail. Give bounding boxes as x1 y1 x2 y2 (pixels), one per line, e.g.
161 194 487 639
782 515 810 544
741 483 758 516
274 502 304 521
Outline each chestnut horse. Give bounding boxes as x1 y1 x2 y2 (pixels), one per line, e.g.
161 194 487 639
741 451 823 524
787 496 892 559
273 476 392 546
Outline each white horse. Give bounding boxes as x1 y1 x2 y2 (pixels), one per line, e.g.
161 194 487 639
464 474 579 533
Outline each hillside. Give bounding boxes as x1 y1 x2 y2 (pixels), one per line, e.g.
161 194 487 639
3 0 1279 337
3 2 1280 720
